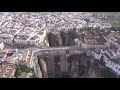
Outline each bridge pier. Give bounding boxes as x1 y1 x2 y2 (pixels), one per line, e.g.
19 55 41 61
60 50 68 74
47 55 55 77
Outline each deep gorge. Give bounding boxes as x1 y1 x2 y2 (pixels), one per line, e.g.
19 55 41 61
36 52 116 78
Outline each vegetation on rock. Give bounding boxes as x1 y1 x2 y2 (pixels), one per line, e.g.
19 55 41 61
15 64 34 78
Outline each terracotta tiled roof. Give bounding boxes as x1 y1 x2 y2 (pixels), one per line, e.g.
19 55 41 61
0 62 16 78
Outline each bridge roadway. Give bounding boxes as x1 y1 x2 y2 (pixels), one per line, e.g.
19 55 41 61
34 45 86 53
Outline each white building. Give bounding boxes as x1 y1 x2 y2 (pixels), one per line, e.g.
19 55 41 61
0 42 4 50
91 49 104 60
80 35 110 49
105 59 120 76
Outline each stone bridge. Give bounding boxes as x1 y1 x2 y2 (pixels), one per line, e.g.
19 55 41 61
34 46 84 78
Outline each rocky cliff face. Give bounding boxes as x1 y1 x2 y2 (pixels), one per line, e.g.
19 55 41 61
33 55 43 78
47 32 61 47
47 29 78 47
37 56 48 78
38 36 49 47
67 53 116 78
36 53 117 78
42 36 50 47
68 53 90 78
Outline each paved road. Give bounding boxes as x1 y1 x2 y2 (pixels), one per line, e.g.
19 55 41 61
0 43 41 54
2 43 85 54
34 45 86 54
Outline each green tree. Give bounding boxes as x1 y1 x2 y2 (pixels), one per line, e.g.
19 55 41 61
16 70 22 76
31 72 38 78
18 72 27 78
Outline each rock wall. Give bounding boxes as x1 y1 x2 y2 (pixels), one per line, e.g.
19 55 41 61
47 32 61 47
38 56 48 78
33 55 43 78
67 53 116 78
47 29 78 47
36 52 117 78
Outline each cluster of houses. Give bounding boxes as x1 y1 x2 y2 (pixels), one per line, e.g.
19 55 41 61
0 62 16 78
0 29 48 47
77 34 110 49
0 12 112 33
0 12 112 48
76 30 120 76
0 49 35 78
85 34 120 76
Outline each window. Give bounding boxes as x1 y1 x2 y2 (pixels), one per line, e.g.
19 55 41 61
3 73 8 77
1 65 4 67
8 64 13 68
28 55 31 57
6 68 11 72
